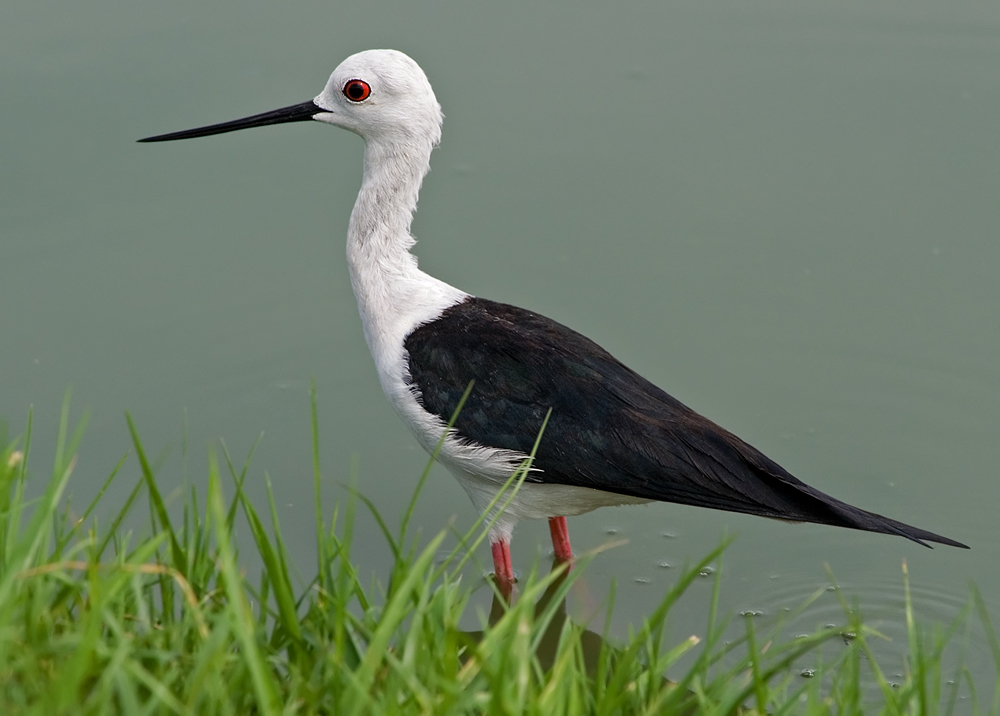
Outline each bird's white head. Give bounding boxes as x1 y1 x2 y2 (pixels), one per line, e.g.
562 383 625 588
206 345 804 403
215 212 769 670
138 49 442 152
138 48 448 298
313 50 443 149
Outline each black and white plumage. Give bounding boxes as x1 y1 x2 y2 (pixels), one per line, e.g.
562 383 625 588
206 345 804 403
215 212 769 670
406 297 963 545
140 49 967 593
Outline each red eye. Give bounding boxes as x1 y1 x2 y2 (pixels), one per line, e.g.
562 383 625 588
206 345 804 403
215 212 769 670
343 79 371 102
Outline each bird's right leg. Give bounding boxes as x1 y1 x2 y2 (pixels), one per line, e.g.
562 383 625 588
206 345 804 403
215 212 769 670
548 516 573 563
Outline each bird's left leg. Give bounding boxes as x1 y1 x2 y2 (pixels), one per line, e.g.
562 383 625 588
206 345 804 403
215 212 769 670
490 538 515 600
548 516 573 563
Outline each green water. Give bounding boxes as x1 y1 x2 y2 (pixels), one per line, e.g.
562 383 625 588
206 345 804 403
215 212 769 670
3 0 998 691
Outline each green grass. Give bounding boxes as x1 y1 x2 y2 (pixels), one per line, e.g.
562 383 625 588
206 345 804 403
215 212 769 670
0 390 996 714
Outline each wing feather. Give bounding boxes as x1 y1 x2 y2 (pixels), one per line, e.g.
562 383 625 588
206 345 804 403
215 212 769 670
404 297 967 549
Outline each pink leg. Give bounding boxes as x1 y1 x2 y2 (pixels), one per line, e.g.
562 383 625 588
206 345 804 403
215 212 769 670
491 539 515 599
548 516 573 563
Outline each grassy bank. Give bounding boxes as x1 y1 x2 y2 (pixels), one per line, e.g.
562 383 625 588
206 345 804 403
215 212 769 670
0 393 995 714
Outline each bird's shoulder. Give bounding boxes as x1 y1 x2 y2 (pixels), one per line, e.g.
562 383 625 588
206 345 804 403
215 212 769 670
404 296 698 445
404 296 666 400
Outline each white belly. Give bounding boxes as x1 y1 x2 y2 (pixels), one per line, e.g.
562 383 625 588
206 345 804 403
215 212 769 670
450 466 652 542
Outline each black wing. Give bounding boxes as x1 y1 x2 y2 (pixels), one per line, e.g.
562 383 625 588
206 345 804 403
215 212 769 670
404 297 967 549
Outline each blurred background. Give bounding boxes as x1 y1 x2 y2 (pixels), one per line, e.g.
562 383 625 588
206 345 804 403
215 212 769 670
2 0 997 690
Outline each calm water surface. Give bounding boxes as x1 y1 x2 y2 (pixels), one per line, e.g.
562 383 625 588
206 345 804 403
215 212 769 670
3 0 998 695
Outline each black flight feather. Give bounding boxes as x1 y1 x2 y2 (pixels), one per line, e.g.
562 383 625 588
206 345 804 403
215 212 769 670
404 297 967 549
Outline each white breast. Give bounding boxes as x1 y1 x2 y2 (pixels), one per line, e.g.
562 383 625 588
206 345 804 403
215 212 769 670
351 265 653 541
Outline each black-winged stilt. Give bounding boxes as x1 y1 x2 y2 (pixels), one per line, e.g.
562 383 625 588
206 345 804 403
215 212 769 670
140 49 967 595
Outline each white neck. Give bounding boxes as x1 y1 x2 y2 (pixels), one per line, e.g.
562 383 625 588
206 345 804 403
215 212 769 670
347 140 425 276
346 137 467 382
344 135 530 518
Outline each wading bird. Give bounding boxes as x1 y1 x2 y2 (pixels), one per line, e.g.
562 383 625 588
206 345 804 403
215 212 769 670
141 49 967 595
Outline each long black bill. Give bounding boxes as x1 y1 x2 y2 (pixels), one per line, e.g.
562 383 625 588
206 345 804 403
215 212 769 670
138 100 323 143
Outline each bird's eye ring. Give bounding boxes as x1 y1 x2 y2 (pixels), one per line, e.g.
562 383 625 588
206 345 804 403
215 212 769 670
343 80 371 102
